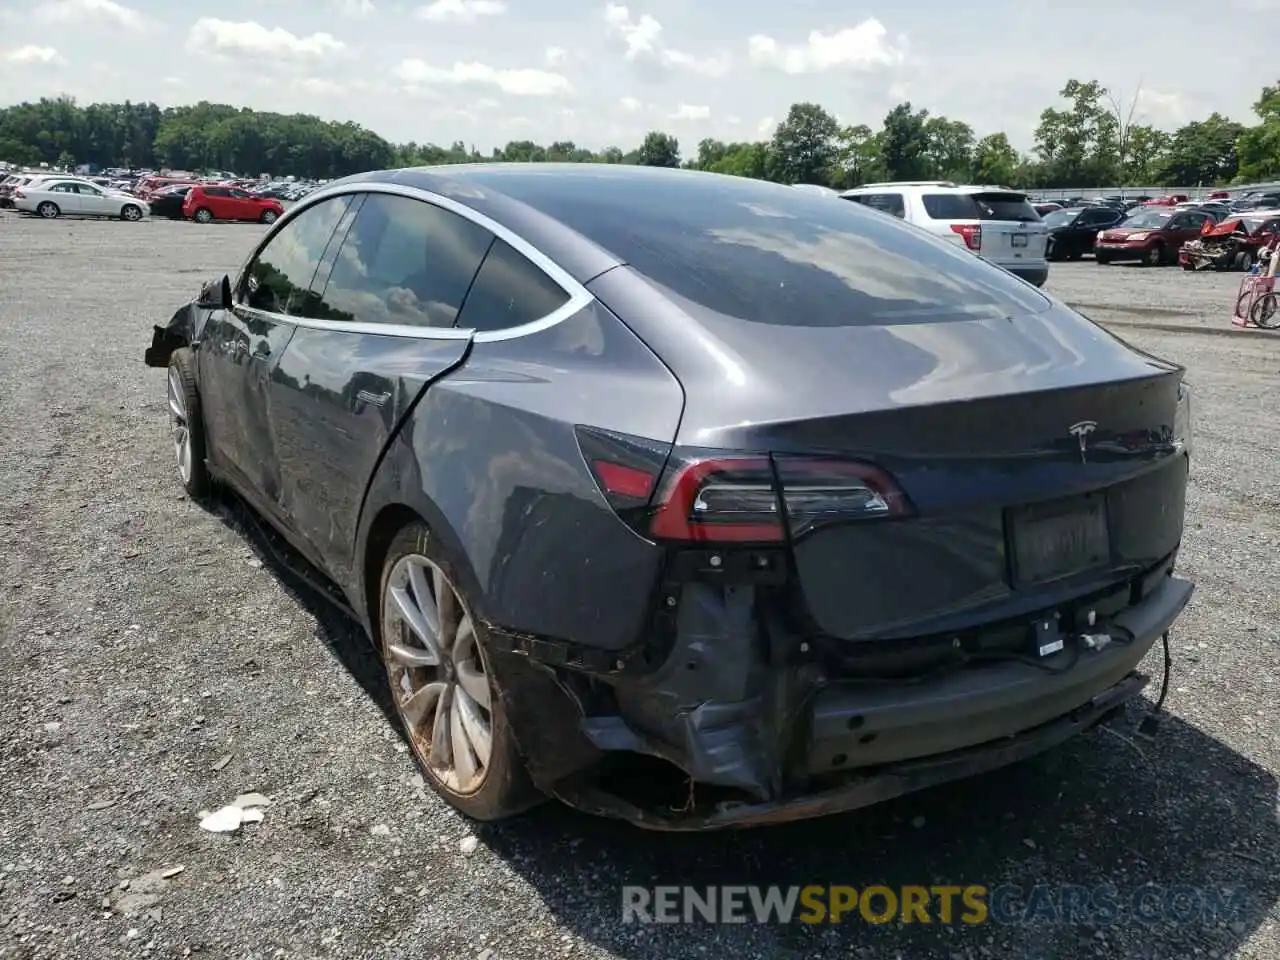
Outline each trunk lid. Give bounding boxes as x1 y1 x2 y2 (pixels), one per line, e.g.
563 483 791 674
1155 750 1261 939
967 191 1048 263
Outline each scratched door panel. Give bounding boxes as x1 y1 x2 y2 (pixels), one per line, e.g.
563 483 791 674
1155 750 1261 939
269 329 471 584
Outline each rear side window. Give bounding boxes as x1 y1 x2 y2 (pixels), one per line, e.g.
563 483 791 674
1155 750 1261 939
922 193 981 220
241 195 352 315
845 193 905 218
316 193 493 328
971 192 1040 222
464 170 1049 327
456 238 570 332
204 187 231 198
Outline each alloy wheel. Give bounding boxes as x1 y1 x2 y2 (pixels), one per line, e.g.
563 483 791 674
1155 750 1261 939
382 554 493 795
167 365 193 484
123 205 142 221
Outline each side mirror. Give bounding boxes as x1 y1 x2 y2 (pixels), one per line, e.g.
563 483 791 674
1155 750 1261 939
196 274 232 310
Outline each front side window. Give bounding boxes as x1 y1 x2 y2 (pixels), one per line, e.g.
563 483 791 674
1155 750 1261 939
456 238 570 332
241 196 353 315
314 193 493 328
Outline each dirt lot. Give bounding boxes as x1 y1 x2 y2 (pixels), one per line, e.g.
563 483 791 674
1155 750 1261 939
1 212 1277 960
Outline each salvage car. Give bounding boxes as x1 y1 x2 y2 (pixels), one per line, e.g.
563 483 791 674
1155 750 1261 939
1179 214 1280 271
1095 207 1213 265
145 164 1194 830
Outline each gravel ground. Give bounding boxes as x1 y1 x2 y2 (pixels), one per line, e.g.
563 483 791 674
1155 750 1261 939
1 213 1277 960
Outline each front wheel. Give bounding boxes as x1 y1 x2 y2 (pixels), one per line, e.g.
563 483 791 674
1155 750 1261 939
1143 244 1164 267
260 209 278 224
377 524 539 821
121 204 143 222
37 201 59 219
1095 254 1110 265
167 349 211 499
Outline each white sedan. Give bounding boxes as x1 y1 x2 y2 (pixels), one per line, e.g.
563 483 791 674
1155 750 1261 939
14 178 150 221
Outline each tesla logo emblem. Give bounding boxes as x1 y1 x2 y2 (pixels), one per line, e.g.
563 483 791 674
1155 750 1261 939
1069 421 1097 462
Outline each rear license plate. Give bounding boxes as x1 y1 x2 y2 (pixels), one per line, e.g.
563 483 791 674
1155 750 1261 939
1009 495 1109 584
1012 233 1028 247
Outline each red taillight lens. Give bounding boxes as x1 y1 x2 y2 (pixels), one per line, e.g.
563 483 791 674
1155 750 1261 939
650 455 910 543
951 223 982 251
13 190 24 199
651 457 783 542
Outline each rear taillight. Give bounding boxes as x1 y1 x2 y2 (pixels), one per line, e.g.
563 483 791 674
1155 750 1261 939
951 223 982 251
13 190 24 199
577 427 911 543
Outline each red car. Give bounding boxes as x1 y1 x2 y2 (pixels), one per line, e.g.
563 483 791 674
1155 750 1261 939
182 185 284 224
1094 207 1214 266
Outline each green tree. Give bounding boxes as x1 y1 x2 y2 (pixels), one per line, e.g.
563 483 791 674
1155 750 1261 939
1156 114 1242 186
972 133 1020 185
830 124 885 188
767 102 840 184
922 116 974 181
1236 83 1280 182
879 103 931 180
636 131 680 167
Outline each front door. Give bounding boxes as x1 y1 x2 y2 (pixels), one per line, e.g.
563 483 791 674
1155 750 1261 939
198 194 354 517
268 189 494 584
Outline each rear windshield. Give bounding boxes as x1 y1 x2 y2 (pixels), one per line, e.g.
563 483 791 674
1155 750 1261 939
458 168 1050 327
970 192 1040 222
922 193 981 220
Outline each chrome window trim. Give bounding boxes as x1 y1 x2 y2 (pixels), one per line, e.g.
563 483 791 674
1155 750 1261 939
243 180 594 343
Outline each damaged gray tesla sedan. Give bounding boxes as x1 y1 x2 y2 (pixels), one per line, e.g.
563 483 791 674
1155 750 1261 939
145 164 1194 829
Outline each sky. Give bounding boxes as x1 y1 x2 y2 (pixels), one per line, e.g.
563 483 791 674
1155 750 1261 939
0 0 1275 155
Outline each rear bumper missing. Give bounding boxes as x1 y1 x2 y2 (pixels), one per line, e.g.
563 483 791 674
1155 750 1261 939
494 574 1194 830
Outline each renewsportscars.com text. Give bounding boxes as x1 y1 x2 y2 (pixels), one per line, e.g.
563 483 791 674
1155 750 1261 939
621 884 1249 926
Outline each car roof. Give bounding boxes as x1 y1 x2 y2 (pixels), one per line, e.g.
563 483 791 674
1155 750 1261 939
320 163 884 283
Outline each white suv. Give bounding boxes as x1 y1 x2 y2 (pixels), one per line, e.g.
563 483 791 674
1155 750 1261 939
840 181 1050 287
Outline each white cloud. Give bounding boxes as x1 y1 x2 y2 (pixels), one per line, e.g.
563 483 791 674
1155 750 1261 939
670 104 710 120
161 75 184 85
748 20 904 74
338 0 375 16
757 116 775 136
544 46 567 67
604 3 661 59
34 0 145 30
619 96 642 112
186 19 346 59
1137 88 1194 127
297 77 344 95
417 0 506 22
395 59 570 96
603 4 730 77
661 49 730 77
5 44 61 64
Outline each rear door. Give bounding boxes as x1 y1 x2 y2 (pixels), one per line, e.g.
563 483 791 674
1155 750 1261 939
268 189 494 583
202 186 233 218
44 182 83 214
969 191 1047 263
199 195 353 516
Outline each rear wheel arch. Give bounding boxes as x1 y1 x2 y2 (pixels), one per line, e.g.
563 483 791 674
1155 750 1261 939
360 499 484 646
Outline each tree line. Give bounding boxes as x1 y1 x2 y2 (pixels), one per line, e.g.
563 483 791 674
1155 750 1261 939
2 79 1278 188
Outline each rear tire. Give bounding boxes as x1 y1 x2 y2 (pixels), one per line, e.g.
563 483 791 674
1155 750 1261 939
167 349 211 500
37 201 59 219
377 523 541 822
193 208 213 224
